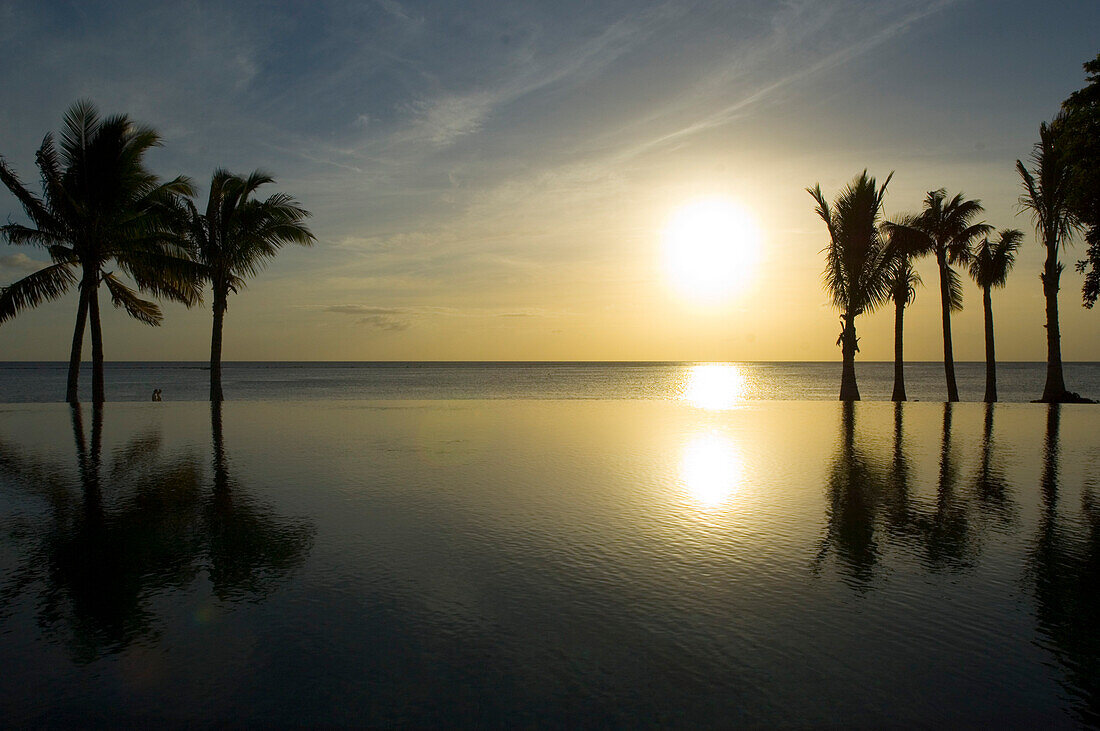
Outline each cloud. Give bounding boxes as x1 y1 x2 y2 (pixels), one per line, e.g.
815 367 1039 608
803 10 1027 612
0 253 47 274
324 304 407 316
407 92 496 145
360 314 410 331
323 304 556 324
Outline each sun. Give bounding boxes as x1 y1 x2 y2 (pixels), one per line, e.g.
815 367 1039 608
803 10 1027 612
663 198 761 299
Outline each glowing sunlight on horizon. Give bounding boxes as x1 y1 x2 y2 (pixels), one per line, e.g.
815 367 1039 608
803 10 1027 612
662 198 762 300
681 363 747 410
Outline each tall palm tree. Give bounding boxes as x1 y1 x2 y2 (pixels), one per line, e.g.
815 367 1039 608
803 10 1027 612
1018 119 1080 402
809 171 894 401
967 229 1022 402
185 170 314 401
883 216 922 402
885 191 992 402
0 100 199 403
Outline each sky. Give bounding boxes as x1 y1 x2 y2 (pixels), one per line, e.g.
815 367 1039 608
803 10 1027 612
1 0 1098 362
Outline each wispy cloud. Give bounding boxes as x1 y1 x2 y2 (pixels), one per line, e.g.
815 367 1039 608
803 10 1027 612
0 253 49 283
323 303 557 330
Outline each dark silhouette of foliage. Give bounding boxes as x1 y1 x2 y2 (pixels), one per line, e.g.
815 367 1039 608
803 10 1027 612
0 100 201 403
1056 54 1100 308
882 216 923 402
968 229 1022 402
1018 120 1087 402
809 171 894 401
884 191 992 402
184 170 314 401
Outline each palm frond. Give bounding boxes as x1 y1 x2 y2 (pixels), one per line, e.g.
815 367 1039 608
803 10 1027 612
59 99 100 168
102 273 163 326
186 169 314 305
812 171 894 317
882 215 934 258
0 263 77 324
944 264 964 312
1018 119 1080 250
970 229 1023 289
117 248 205 307
1 223 67 249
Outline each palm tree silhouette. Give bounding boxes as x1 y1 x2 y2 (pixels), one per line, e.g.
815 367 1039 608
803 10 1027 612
184 170 314 401
967 229 1022 402
0 100 200 403
883 217 923 401
885 191 992 402
1018 120 1082 402
809 171 894 401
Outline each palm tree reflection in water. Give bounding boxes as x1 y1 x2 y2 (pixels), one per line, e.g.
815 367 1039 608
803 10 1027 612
814 401 1099 722
1031 405 1100 726
815 402 993 587
0 404 313 662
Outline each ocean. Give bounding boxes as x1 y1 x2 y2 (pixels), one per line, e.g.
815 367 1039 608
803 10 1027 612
1 360 1099 403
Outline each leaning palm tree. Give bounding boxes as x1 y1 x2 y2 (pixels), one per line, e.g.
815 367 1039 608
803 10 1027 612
967 229 1022 402
185 170 314 402
885 191 992 402
1018 119 1080 402
0 100 199 403
884 230 919 402
809 171 894 401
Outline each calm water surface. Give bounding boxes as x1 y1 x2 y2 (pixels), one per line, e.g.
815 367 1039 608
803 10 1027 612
1 360 1099 403
0 397 1098 726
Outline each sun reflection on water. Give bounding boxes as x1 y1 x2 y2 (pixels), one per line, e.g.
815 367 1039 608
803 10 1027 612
681 363 746 410
681 431 742 509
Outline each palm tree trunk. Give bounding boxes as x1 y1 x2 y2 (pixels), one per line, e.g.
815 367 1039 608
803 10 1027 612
1040 244 1067 402
210 287 226 402
937 251 959 402
839 313 860 401
66 280 92 404
88 281 105 404
892 298 906 402
983 286 997 403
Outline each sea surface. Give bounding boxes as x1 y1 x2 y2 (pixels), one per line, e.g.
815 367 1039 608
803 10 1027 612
0 398 1098 726
1 360 1099 402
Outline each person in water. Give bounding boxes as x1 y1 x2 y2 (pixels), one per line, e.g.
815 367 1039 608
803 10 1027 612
151 389 162 402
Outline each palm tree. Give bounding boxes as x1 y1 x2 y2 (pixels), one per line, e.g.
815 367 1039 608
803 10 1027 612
967 229 1022 402
185 170 314 402
809 171 894 401
885 191 992 402
883 216 922 402
0 100 199 403
1018 119 1080 402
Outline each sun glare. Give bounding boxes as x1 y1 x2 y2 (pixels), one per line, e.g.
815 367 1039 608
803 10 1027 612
682 363 746 410
681 431 742 509
663 198 761 299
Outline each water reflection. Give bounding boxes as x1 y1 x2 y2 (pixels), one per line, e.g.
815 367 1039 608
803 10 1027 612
1030 405 1100 726
816 402 981 587
0 403 314 662
681 363 745 410
815 402 889 587
680 431 742 508
922 402 973 570
973 403 1014 523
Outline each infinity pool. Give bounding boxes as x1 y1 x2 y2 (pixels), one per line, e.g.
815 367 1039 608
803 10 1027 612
0 401 1096 726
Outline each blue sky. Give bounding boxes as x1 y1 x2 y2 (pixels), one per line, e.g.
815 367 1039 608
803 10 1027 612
1 0 1098 360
